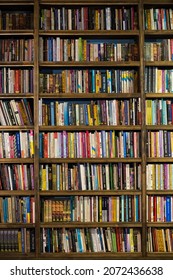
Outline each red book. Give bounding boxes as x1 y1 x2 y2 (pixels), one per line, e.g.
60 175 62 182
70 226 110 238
43 133 48 158
153 196 157 222
86 130 90 157
14 69 20 93
115 227 121 252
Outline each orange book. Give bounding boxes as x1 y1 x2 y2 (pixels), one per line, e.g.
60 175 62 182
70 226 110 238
14 69 20 93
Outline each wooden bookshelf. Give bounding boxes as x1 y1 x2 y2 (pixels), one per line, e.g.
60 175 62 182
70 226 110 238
0 0 173 259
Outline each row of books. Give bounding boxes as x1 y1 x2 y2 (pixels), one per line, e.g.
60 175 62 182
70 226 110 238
145 68 173 93
40 7 138 31
144 40 173 62
39 98 142 126
0 164 34 191
147 130 173 158
41 195 141 223
41 227 141 253
39 69 138 94
144 8 173 30
146 164 173 190
0 10 34 30
39 131 141 159
0 196 35 223
39 37 138 62
147 228 173 252
40 163 141 191
0 229 35 253
0 38 34 62
0 131 34 158
0 99 33 126
147 195 173 222
145 99 173 125
0 68 33 94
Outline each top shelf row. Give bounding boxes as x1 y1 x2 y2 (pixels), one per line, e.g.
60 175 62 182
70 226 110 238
1 0 173 5
0 5 173 31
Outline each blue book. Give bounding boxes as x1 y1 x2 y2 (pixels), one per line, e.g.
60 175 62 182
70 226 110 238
50 101 55 126
121 195 124 222
22 197 27 223
109 130 112 156
124 100 128 125
167 131 171 157
166 196 171 222
102 71 106 93
68 103 72 125
39 133 43 158
26 197 31 223
16 132 21 158
76 229 83 252
126 196 129 222
84 104 89 125
21 229 25 253
3 198 8 223
47 228 51 252
162 100 167 125
135 195 139 222
101 130 106 157
123 132 127 158
94 164 98 190
117 70 121 93
91 70 96 93
64 102 68 125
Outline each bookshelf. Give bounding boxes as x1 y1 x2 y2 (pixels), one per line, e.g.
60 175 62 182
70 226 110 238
0 0 173 259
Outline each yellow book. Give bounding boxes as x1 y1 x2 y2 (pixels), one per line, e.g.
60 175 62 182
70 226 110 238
146 100 152 125
83 39 87 61
42 167 47 191
7 197 12 223
55 101 59 125
152 164 156 190
44 200 49 222
48 200 52 222
150 132 154 157
157 164 161 190
67 200 71 222
62 70 66 93
157 229 166 252
95 9 99 30
18 231 22 253
130 228 134 252
87 104 92 126
78 37 83 61
99 196 102 222
157 69 162 93
157 196 161 222
29 130 34 158
96 71 100 93
52 164 57 190
52 200 56 222
93 104 98 125
113 196 116 222
147 9 151 30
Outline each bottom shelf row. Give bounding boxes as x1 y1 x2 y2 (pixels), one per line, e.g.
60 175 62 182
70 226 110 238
0 227 173 254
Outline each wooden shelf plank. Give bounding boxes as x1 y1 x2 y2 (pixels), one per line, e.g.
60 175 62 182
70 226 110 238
40 222 142 228
40 158 142 163
39 30 139 36
40 190 142 196
39 93 141 98
0 190 35 196
40 61 140 67
39 125 142 131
